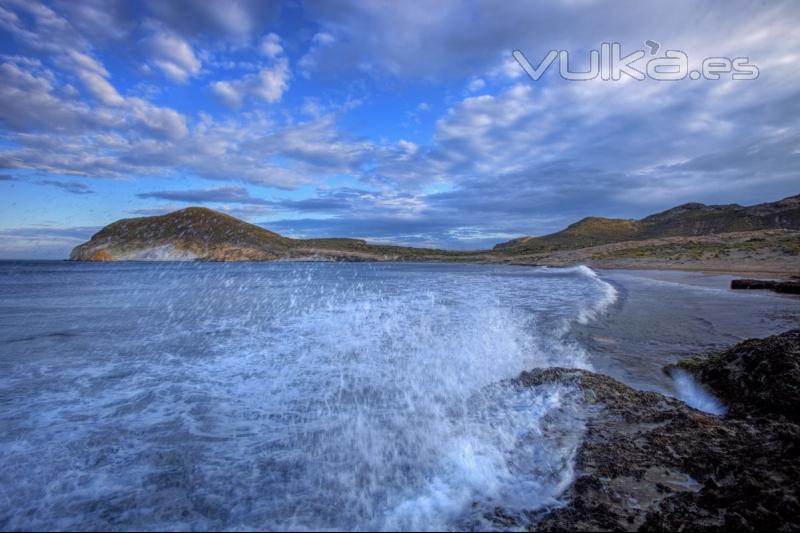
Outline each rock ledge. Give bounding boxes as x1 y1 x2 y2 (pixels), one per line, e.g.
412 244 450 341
512 330 800 531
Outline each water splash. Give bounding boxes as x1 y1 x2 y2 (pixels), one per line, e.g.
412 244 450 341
0 262 611 530
669 368 727 415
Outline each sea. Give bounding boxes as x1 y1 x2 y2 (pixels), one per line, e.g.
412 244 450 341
1 261 798 530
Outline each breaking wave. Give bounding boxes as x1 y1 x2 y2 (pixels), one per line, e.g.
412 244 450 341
0 262 617 530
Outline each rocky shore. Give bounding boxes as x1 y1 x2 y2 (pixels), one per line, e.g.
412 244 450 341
504 330 800 531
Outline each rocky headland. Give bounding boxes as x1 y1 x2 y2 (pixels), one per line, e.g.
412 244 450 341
508 330 800 531
69 207 468 263
70 195 800 274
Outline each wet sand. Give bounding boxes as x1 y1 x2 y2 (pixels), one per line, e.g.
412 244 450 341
578 268 800 395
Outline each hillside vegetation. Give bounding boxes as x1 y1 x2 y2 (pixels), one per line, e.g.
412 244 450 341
70 207 466 262
494 194 800 253
70 195 800 273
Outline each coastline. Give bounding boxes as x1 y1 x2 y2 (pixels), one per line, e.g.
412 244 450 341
61 255 799 279
1 260 798 530
521 331 800 531
520 261 798 279
510 270 800 530
502 251 799 278
581 261 798 278
66 207 800 272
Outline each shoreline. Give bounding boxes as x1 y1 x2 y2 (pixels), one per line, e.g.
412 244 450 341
1 260 798 530
531 261 797 279
55 256 800 280
521 329 800 531
584 262 798 278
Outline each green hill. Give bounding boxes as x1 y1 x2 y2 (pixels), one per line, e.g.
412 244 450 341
69 194 800 264
69 207 460 261
494 194 800 254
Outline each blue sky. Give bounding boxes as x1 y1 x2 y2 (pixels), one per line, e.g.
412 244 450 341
1 0 799 258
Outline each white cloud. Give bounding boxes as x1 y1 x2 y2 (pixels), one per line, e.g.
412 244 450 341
142 0 279 41
144 30 201 82
58 49 125 106
65 49 108 77
0 61 101 132
298 32 336 76
467 78 486 92
55 0 132 42
250 59 290 103
1 0 800 250
0 0 86 53
76 70 124 105
259 33 283 58
210 80 243 108
211 58 290 107
0 58 365 189
127 98 188 140
312 32 335 46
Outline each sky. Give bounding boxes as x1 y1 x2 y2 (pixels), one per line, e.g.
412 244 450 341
0 0 799 258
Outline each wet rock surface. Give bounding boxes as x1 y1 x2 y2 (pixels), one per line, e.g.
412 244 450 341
674 329 800 422
513 330 800 531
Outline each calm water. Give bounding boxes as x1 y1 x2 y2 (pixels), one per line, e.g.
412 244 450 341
580 269 800 393
0 261 797 530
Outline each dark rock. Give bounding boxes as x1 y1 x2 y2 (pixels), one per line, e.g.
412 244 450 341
674 329 800 421
516 330 800 531
731 278 779 289
731 279 800 294
776 283 800 294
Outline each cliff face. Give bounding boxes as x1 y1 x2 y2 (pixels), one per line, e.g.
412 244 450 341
494 194 800 253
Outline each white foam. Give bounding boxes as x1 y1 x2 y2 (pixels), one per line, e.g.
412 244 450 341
0 262 602 530
547 265 619 325
669 368 727 415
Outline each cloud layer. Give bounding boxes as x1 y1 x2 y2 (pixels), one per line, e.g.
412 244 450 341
1 0 799 257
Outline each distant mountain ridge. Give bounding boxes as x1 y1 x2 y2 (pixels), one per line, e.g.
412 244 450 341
69 194 800 271
494 194 800 253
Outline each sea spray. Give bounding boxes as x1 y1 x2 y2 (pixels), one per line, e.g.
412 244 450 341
669 368 727 415
0 261 615 531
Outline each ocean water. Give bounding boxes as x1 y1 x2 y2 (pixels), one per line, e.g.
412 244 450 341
0 261 798 530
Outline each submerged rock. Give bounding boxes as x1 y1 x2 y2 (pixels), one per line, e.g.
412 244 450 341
511 330 800 531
